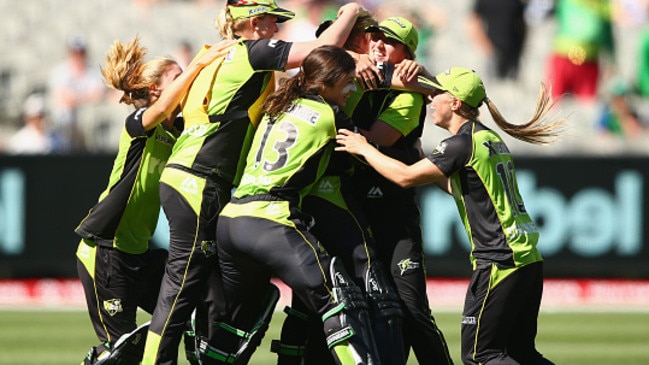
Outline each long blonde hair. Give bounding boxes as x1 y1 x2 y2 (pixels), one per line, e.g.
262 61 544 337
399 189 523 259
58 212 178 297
215 7 255 39
100 36 177 109
458 83 565 145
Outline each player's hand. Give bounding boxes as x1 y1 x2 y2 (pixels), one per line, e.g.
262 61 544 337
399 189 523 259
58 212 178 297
192 40 237 68
355 54 382 90
395 59 423 83
335 128 372 156
337 2 361 17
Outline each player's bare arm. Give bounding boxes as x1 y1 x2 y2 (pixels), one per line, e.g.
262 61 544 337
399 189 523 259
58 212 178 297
335 128 446 188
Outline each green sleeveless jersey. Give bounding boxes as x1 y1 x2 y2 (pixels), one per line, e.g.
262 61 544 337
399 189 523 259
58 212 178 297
75 108 179 254
166 38 291 185
221 96 352 222
427 121 542 269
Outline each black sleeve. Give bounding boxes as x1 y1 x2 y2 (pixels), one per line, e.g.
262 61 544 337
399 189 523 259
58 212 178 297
333 106 356 131
375 62 395 89
173 116 184 133
247 39 293 71
426 134 472 177
125 108 149 138
377 144 421 165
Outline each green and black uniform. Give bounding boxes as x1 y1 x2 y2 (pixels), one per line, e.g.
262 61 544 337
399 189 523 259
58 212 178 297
75 107 178 360
143 38 291 365
276 122 380 365
217 96 373 362
427 120 550 365
292 63 408 364
348 64 453 365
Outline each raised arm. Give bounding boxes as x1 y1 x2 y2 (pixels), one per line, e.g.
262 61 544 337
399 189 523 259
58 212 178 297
142 40 236 130
284 2 361 69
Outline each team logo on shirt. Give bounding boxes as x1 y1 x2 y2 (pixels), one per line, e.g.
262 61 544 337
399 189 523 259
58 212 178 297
366 186 384 199
201 240 217 258
180 176 199 195
315 178 335 194
432 141 447 155
397 258 420 276
103 299 123 316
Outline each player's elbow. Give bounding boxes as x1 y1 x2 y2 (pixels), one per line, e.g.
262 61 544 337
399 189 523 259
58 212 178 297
393 172 417 189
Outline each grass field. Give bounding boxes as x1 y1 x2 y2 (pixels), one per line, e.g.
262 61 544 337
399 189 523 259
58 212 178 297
1 309 648 364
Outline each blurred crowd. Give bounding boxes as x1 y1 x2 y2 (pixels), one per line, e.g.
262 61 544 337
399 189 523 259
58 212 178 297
2 0 649 155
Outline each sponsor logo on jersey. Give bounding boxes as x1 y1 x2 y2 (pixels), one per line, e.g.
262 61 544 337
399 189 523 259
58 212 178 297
266 202 282 216
366 186 384 199
268 39 279 48
155 133 174 146
77 243 92 260
462 316 476 325
180 176 199 195
103 298 123 316
183 124 209 137
316 179 335 194
397 258 420 275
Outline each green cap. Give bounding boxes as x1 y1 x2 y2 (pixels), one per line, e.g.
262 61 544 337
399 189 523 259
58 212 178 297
418 67 486 108
227 0 295 23
366 16 418 55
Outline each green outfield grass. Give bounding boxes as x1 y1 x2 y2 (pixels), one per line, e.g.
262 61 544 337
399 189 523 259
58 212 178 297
0 309 648 364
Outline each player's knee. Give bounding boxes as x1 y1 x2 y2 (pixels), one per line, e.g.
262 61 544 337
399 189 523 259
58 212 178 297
271 305 310 361
200 283 279 365
324 257 380 365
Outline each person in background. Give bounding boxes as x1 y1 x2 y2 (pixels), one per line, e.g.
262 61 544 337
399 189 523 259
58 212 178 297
172 39 195 70
545 0 615 103
48 34 107 153
273 0 340 77
596 77 646 139
142 1 363 364
5 92 54 154
336 66 563 365
467 0 528 80
215 44 380 365
74 35 233 365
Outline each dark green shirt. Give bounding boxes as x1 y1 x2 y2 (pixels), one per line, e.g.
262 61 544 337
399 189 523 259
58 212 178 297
75 108 179 254
427 120 542 269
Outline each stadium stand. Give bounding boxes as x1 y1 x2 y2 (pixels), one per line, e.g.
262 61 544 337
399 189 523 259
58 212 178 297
0 0 647 154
